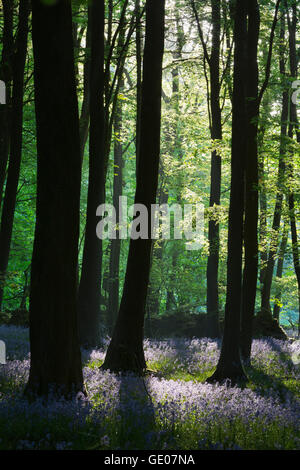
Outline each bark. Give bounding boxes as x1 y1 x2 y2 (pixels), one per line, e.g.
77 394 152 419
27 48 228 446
135 0 142 175
0 0 29 310
207 0 248 384
259 156 268 285
260 14 288 315
240 0 280 361
107 80 124 335
286 3 300 337
257 82 273 289
78 1 133 345
206 0 222 338
240 0 260 362
191 0 222 337
0 0 13 210
79 6 92 162
146 167 168 318
163 7 183 315
273 225 288 321
78 0 105 347
102 0 165 373
25 0 84 398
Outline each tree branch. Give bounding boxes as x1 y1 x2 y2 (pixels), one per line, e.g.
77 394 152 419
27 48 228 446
258 0 282 105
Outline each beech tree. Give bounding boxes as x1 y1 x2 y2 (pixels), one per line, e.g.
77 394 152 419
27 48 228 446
25 0 84 398
102 0 165 373
240 0 260 362
207 0 248 384
190 0 223 338
77 0 105 347
0 0 13 210
286 1 300 336
260 12 288 316
107 79 124 334
0 0 29 310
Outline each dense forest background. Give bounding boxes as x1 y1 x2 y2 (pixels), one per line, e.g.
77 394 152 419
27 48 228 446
0 0 299 392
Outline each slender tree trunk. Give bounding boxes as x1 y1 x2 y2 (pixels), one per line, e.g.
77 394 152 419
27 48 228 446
135 0 142 174
72 6 80 85
257 109 271 288
289 188 300 336
78 2 132 344
102 0 165 373
107 80 124 335
273 224 288 321
166 245 178 312
240 0 260 362
0 0 29 310
25 0 84 398
0 0 13 211
207 0 248 384
206 0 222 338
146 167 168 318
287 3 300 337
261 14 288 315
79 6 92 162
161 7 183 315
259 159 268 287
78 0 105 347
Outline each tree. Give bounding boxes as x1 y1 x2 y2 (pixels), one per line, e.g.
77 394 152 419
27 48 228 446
240 0 260 362
273 223 289 320
135 0 142 175
207 0 248 384
77 0 105 347
286 1 300 336
0 0 29 310
240 0 281 362
78 1 136 345
205 0 223 338
79 5 92 163
190 0 223 337
260 12 288 316
102 0 165 373
25 0 84 398
0 0 13 210
107 78 124 334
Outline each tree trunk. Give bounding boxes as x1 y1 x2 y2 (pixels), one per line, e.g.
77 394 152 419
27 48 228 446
164 6 184 315
286 3 300 337
146 166 168 319
240 0 280 361
78 0 105 348
102 0 165 373
0 0 13 211
0 0 29 310
135 0 142 175
258 112 270 288
273 224 288 321
107 80 124 335
25 0 84 398
79 6 92 163
206 0 222 338
240 0 260 363
259 159 268 286
260 14 288 315
207 0 248 385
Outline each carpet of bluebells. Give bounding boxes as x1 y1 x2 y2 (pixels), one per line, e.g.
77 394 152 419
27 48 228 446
0 326 299 450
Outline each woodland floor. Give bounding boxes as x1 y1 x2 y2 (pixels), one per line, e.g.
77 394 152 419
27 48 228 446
0 326 299 450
